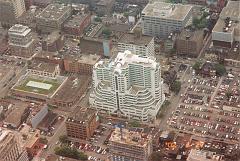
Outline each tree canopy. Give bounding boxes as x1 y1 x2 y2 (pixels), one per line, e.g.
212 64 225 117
170 80 181 94
102 28 112 38
59 135 68 144
214 63 226 76
54 146 88 160
150 152 164 161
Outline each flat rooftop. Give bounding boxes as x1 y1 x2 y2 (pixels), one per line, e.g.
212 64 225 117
4 103 29 127
142 2 192 20
8 24 31 35
64 14 89 28
12 73 67 97
178 30 203 41
51 75 90 102
220 1 240 20
37 3 71 20
64 54 101 65
28 60 58 73
67 108 97 123
213 1 240 33
95 50 158 73
109 128 152 147
118 33 153 46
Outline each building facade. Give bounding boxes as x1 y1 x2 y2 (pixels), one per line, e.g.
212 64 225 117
212 1 240 48
141 2 193 38
66 108 100 141
8 24 34 57
0 130 25 161
109 128 153 161
63 54 101 75
0 0 26 26
176 30 204 58
27 60 60 78
117 29 155 58
36 3 72 33
89 50 165 122
63 14 91 36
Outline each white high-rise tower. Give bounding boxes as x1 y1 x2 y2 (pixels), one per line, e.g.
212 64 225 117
89 50 165 122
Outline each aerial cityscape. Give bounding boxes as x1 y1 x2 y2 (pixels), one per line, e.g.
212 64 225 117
0 0 239 160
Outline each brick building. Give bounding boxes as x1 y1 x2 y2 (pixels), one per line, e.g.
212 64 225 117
63 54 101 75
63 14 91 36
66 108 100 141
176 30 204 58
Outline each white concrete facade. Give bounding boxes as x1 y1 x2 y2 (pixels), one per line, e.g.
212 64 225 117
89 50 165 122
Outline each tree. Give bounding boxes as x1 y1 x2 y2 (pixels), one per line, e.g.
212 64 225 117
94 16 102 22
59 135 68 144
192 61 202 71
102 28 111 38
214 63 226 76
129 120 141 127
54 146 88 160
150 152 164 161
39 137 48 144
170 80 181 94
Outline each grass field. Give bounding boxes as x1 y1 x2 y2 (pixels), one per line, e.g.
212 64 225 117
14 78 60 95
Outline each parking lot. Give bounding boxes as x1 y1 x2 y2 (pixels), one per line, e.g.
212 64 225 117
168 74 240 145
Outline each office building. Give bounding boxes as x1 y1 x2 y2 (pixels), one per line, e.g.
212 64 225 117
109 127 153 161
117 28 155 57
89 50 165 122
0 130 28 161
176 30 204 58
36 3 72 33
141 2 193 38
212 1 240 48
0 0 26 26
66 108 100 141
8 24 34 57
64 54 101 75
63 13 91 36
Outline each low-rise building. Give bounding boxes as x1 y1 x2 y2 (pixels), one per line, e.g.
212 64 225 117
27 60 60 78
109 127 153 161
176 30 204 58
63 14 91 36
95 0 114 16
48 75 90 108
212 1 240 48
187 149 223 161
4 103 30 129
41 31 65 52
66 108 100 141
63 54 101 75
36 3 72 33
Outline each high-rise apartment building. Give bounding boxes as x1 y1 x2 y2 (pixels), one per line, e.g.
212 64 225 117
109 127 153 161
0 130 28 161
8 24 34 57
141 2 193 38
89 50 165 122
117 28 155 58
0 0 26 26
